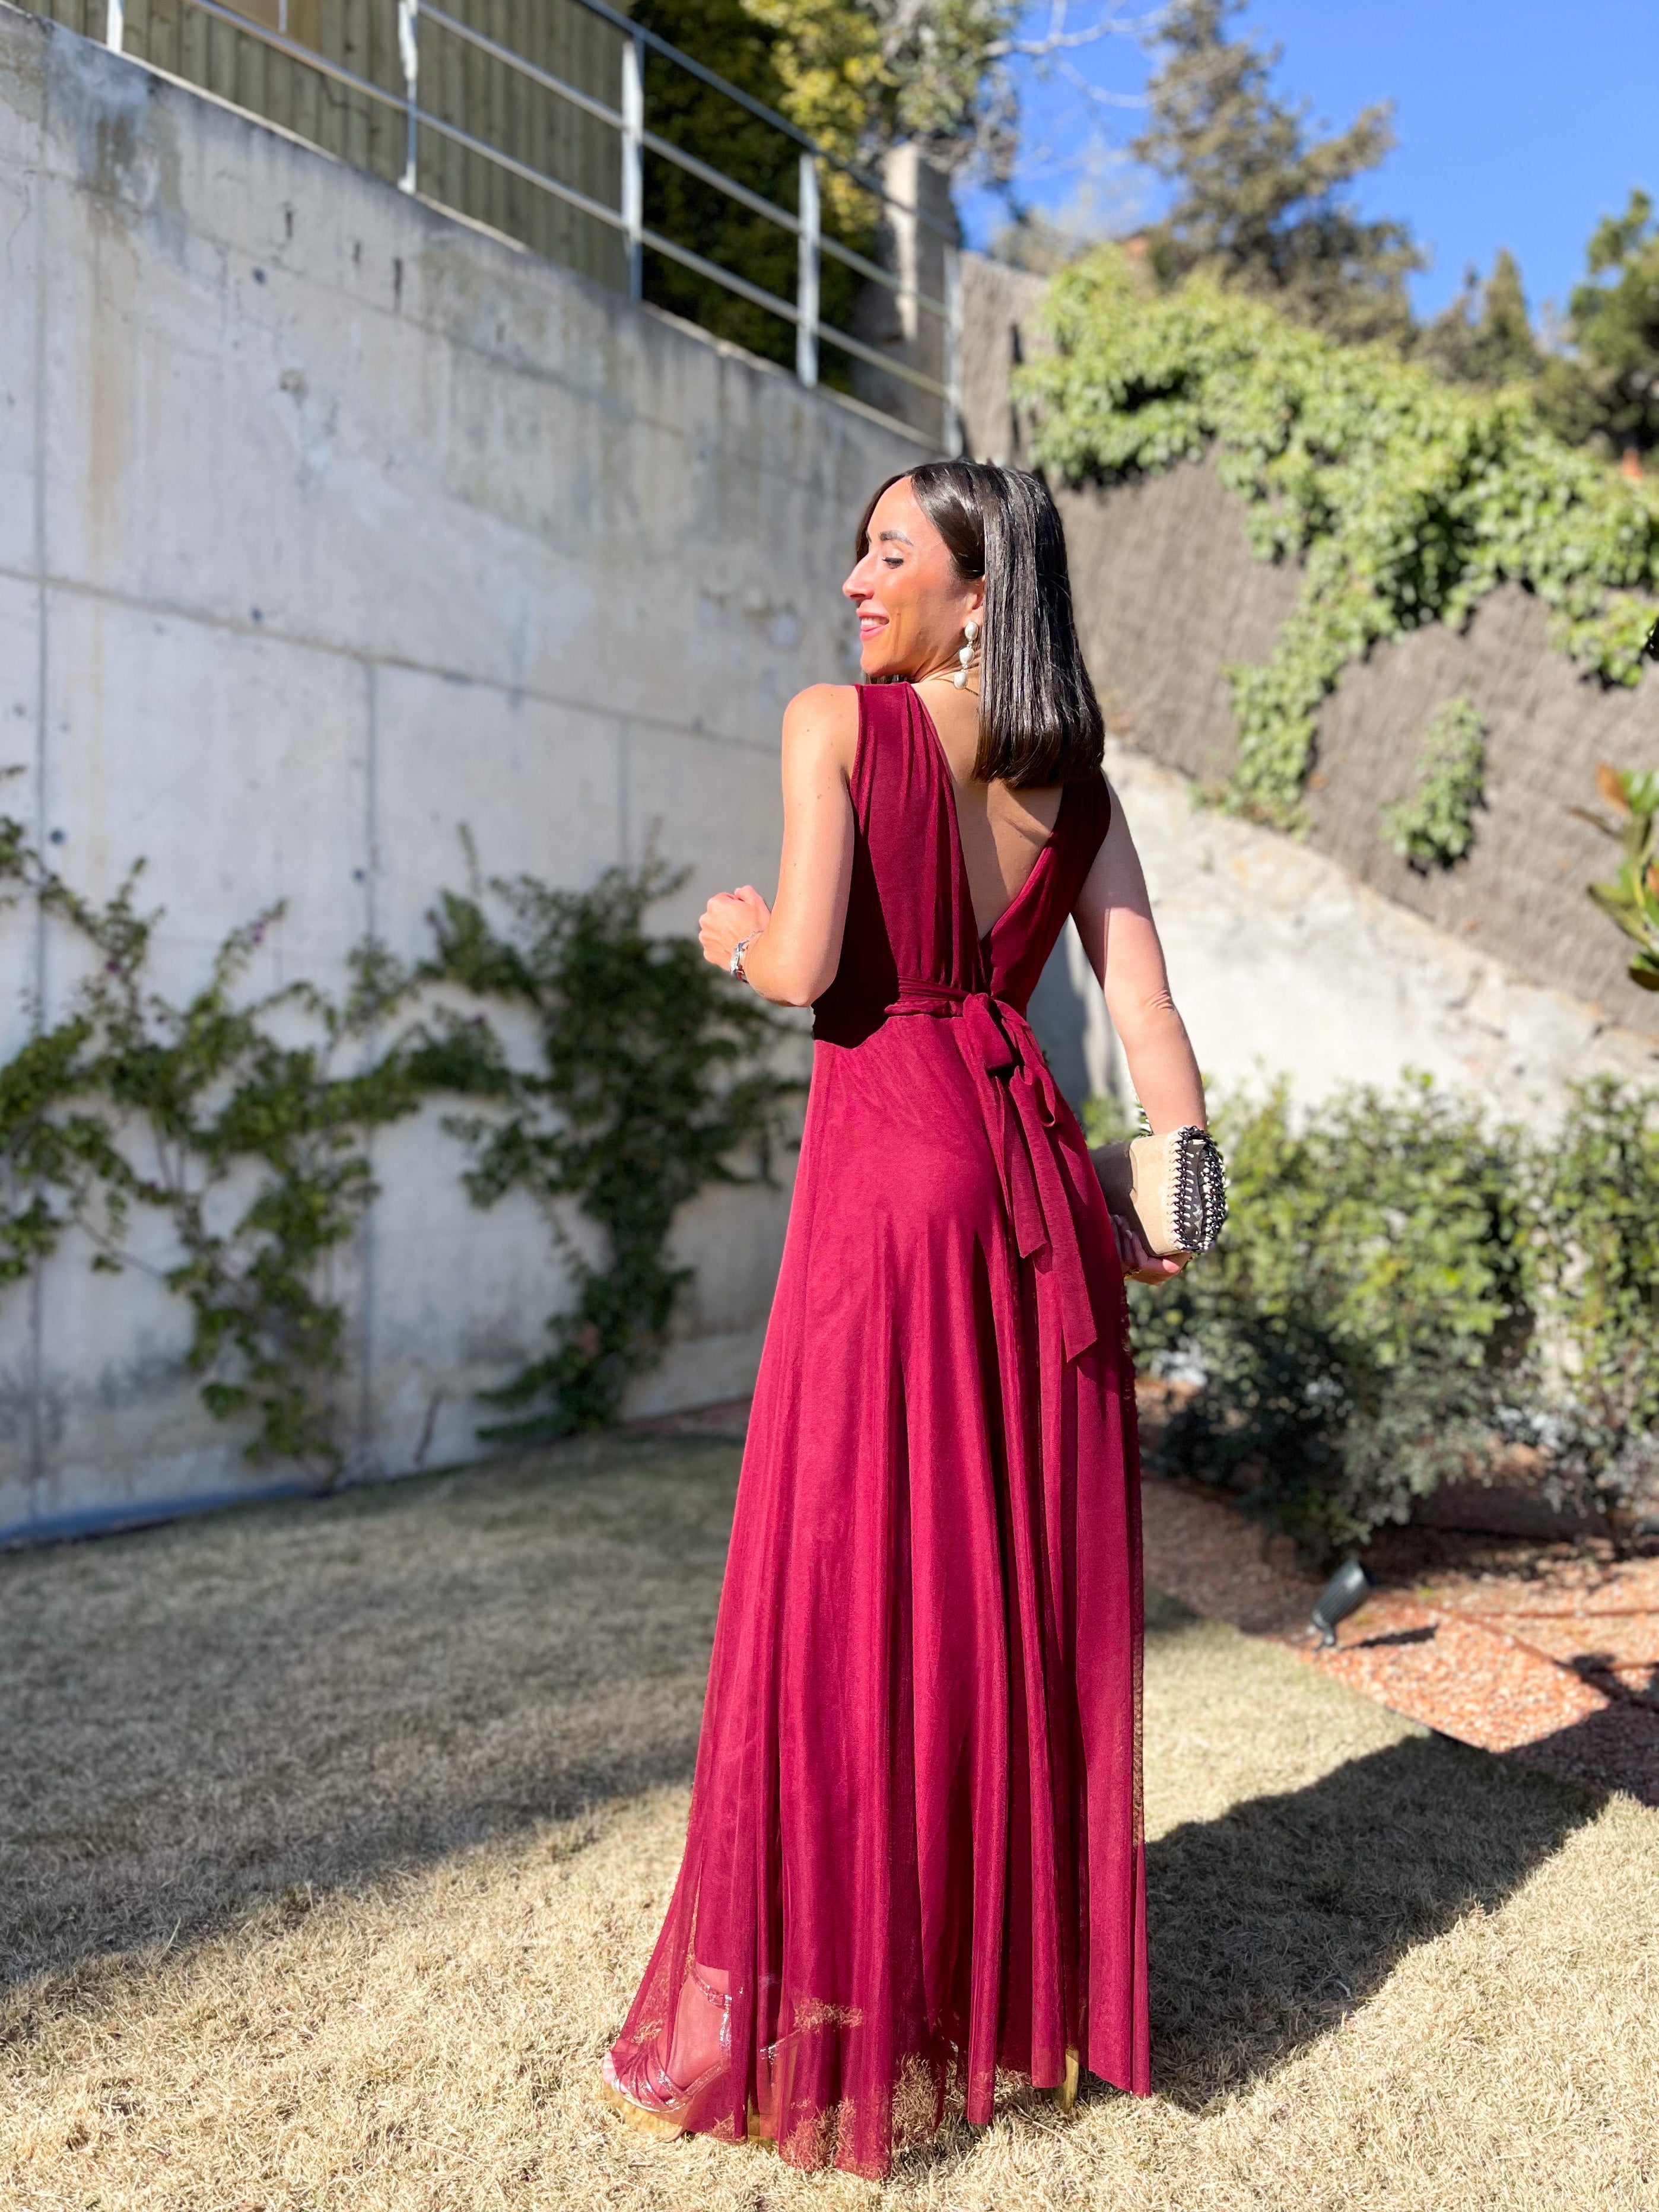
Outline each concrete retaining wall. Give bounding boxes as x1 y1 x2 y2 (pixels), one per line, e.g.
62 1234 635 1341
0 4 927 1540
1102 740 1659 1125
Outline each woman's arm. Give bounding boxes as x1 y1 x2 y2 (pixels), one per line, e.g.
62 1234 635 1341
1072 782 1206 1134
697 684 859 1008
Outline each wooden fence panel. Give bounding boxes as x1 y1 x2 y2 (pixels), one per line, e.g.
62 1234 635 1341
417 0 625 290
15 0 105 39
17 0 624 283
112 0 404 187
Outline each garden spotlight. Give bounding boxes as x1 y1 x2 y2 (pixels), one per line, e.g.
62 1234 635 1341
1311 1561 1372 1648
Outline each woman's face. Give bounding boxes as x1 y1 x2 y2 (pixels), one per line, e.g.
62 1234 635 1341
842 479 984 682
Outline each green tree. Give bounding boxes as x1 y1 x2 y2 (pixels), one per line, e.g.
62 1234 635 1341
629 2 999 366
1130 0 1423 347
1418 247 1542 388
632 1 1021 377
631 0 865 374
1539 188 1659 461
736 2 1021 179
865 0 1020 179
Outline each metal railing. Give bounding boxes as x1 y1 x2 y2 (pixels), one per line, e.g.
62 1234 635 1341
96 0 962 450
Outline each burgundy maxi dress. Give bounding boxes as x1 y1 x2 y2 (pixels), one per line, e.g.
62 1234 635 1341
610 681 1149 2176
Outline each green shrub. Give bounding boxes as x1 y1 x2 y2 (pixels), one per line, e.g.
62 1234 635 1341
1383 695 1487 869
1583 763 1659 991
0 815 796 1473
423 856 800 1442
0 822 436 1476
1127 1078 1536 1558
1521 1078 1659 1526
1122 1072 1659 1557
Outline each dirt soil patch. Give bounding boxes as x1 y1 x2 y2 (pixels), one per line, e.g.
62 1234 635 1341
1139 1477 1659 1809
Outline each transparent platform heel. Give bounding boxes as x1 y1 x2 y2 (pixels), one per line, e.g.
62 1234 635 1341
598 1966 732 2141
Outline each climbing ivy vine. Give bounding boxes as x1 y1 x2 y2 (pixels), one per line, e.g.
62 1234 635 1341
0 821 794 1475
424 855 799 1444
1016 249 1659 831
1382 694 1487 870
0 816 436 1476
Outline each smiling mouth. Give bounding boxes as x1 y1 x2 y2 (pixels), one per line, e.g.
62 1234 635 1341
857 614 887 638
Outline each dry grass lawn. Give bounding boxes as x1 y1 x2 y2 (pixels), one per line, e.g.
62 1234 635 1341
2 1436 1657 2210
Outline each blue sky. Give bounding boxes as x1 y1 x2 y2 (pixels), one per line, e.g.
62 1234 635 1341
958 1 1659 325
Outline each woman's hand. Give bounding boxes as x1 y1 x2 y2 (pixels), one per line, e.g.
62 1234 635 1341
1110 1213 1190 1288
698 885 773 972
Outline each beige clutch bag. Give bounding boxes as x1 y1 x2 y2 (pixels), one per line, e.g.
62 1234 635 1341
1093 1126 1228 1258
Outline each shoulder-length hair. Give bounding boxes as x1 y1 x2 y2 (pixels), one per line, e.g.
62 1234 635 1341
854 460 1105 788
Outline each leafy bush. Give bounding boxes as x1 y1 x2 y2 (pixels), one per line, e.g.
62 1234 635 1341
1520 1079 1659 1531
0 821 436 1475
1582 762 1659 991
1128 1078 1533 1558
1382 694 1487 870
1016 249 1659 831
1124 1073 1659 1558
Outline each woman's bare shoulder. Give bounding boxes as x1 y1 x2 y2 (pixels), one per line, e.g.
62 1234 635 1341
781 683 860 767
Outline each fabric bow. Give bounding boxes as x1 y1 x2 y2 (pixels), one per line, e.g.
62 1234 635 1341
889 982 1101 1362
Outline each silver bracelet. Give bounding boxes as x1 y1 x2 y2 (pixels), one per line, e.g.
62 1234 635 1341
729 932 758 983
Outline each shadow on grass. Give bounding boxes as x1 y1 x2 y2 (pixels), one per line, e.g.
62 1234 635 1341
1509 1691 1659 1808
3 1441 1613 2129
0 1435 743 1995
1143 1729 1605 2108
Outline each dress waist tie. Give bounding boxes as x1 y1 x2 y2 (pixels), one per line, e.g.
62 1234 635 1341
886 980 1101 1362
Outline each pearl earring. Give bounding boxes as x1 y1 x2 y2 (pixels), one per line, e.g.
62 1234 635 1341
954 618 980 690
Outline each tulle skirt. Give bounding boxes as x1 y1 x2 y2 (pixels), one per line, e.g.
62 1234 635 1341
609 1021 1149 2178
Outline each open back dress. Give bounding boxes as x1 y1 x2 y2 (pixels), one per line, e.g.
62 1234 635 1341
609 681 1150 2177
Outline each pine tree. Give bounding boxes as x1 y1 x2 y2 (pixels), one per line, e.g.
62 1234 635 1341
1419 248 1542 387
1131 0 1423 347
1539 189 1659 461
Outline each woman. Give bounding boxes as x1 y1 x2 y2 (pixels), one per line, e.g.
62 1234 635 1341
600 461 1205 2178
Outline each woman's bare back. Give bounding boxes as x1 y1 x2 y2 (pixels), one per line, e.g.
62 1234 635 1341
914 674 1063 939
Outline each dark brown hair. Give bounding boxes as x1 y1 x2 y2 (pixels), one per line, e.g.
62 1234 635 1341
854 460 1105 787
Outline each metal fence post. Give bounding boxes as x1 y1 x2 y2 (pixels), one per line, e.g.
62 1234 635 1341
105 0 124 52
621 33 644 304
397 0 419 195
796 152 819 390
942 241 963 456
889 145 919 345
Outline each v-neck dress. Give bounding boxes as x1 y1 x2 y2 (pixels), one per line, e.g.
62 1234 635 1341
609 681 1149 2176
